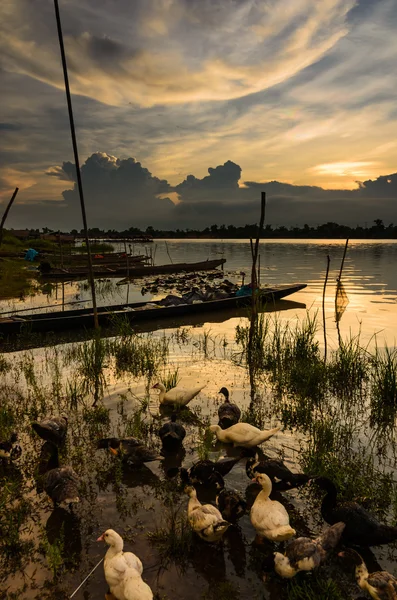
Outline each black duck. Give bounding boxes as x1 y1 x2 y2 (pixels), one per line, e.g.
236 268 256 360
314 476 397 546
218 387 241 429
158 414 186 451
37 441 80 507
216 487 247 522
246 452 309 491
97 436 162 466
180 455 241 486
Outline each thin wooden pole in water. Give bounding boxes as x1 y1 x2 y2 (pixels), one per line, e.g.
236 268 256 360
53 0 98 329
0 187 19 246
322 254 330 362
337 238 349 283
248 192 266 403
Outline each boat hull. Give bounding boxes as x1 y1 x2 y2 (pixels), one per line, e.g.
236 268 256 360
39 258 226 280
0 284 306 336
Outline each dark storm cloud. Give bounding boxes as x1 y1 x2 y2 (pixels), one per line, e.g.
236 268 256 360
45 153 174 229
175 161 242 201
4 154 396 230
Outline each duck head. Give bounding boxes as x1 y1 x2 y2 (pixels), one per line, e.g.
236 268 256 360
208 471 224 491
253 472 272 497
311 476 338 493
152 383 165 391
184 485 197 498
96 529 123 552
274 552 296 578
219 387 229 400
338 548 365 570
209 425 221 435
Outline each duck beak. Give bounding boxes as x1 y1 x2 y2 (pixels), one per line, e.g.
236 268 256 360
96 534 105 542
109 447 118 456
251 477 257 482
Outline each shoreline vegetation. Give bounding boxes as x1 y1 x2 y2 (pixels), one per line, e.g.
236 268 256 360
4 219 397 240
1 313 397 598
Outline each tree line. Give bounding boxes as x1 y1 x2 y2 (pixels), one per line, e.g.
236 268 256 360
67 219 397 239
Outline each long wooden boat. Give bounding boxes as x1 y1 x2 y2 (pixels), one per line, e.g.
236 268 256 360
45 253 149 265
38 258 227 280
0 283 306 335
42 256 148 272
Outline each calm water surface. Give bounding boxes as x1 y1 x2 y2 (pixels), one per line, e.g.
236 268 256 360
2 239 397 349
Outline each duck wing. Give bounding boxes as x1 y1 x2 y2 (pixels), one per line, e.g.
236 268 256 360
366 572 397 599
43 466 79 504
222 423 261 444
189 503 222 531
285 537 324 571
165 385 205 403
189 461 215 483
123 445 162 466
328 502 397 546
123 571 153 600
214 456 240 476
123 551 143 575
254 459 309 490
316 522 345 552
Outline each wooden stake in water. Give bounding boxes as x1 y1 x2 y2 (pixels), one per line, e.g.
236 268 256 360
337 238 349 283
322 254 330 362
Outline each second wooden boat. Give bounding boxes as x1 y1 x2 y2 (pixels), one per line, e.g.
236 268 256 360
38 258 226 280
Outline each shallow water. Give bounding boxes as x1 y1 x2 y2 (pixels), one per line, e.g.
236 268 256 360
1 240 397 599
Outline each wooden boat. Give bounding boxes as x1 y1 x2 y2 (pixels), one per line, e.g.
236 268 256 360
0 283 306 335
45 253 149 265
38 258 227 280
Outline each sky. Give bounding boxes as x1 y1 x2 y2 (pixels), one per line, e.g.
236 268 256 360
1 0 397 230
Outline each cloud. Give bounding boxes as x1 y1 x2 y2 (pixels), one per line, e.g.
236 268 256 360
0 0 356 107
54 152 174 229
1 0 397 212
4 153 396 231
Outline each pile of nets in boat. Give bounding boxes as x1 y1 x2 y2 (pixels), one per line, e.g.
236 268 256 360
157 279 239 307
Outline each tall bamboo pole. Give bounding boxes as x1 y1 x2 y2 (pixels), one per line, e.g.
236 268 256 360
53 0 98 328
0 188 19 246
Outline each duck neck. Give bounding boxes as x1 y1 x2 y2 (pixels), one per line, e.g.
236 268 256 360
188 490 201 510
40 442 59 474
355 562 369 588
157 383 166 403
258 477 272 500
107 538 123 558
320 482 338 519
213 426 225 441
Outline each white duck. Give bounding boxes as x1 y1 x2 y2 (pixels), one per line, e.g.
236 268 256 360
152 382 206 407
250 473 296 542
209 423 280 448
97 529 153 600
185 485 230 542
